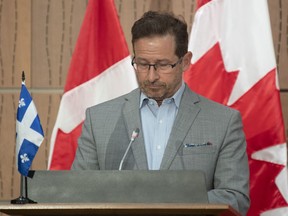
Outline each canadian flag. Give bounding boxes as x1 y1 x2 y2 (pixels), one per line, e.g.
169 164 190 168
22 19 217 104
48 0 137 169
184 0 288 215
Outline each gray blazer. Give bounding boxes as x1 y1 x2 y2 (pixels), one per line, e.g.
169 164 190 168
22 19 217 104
72 85 250 215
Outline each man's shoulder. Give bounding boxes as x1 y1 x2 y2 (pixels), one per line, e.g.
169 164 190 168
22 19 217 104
199 94 235 111
185 87 239 115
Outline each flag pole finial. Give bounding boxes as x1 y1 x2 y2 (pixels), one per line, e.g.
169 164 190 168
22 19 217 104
22 71 25 82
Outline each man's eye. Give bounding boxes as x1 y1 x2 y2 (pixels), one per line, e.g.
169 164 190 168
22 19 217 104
158 64 170 69
138 63 148 68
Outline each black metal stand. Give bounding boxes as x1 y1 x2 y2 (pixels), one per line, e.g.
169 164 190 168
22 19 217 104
10 175 37 204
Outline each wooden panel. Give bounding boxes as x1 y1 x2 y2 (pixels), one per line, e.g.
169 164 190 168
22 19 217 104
281 93 288 143
31 0 87 88
268 0 288 89
0 0 31 204
0 93 20 200
0 0 31 87
115 0 196 54
0 1 87 204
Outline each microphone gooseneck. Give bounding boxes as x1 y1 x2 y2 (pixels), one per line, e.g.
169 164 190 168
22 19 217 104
118 128 140 170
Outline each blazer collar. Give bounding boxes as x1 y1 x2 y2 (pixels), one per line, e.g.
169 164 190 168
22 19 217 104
122 88 148 170
160 85 201 169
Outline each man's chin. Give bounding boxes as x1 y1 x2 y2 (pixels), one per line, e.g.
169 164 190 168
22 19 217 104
145 93 164 101
142 87 165 98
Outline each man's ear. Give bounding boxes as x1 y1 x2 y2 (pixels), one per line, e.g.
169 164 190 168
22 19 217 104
182 51 192 71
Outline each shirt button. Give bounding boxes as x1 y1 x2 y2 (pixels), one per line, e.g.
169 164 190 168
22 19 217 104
159 120 163 124
157 145 161 150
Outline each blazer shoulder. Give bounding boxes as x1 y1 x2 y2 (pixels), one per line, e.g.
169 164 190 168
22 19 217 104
188 89 240 117
200 95 236 109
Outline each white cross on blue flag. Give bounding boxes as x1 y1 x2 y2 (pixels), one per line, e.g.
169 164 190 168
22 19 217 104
16 82 44 176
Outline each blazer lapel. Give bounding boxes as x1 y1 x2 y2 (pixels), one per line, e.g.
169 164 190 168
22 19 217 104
122 89 148 170
160 86 201 170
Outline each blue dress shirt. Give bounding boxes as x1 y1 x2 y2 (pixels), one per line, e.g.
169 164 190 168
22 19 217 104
139 82 185 170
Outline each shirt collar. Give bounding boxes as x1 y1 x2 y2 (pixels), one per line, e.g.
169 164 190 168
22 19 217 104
139 81 185 108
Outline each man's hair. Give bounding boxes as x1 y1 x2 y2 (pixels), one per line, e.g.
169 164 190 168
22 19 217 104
131 11 188 58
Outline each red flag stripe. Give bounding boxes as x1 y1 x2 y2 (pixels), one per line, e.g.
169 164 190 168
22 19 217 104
64 0 130 92
48 0 138 169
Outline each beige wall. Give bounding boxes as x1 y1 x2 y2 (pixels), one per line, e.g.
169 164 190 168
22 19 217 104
0 0 287 201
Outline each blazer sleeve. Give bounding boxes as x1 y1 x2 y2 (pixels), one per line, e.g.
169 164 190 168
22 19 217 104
208 111 250 216
71 108 100 170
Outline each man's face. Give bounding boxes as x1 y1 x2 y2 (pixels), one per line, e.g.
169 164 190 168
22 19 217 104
133 34 190 104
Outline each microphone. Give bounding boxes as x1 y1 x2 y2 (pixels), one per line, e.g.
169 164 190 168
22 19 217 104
118 128 140 170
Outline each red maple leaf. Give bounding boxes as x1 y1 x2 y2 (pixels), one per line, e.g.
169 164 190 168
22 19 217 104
184 43 239 105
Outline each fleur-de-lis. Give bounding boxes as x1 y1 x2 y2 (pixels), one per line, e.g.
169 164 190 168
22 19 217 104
20 153 30 163
18 98 26 108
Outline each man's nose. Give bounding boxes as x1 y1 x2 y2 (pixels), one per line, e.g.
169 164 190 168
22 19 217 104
147 65 159 82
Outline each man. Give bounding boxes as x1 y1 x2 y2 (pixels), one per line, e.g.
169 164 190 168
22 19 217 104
72 11 250 215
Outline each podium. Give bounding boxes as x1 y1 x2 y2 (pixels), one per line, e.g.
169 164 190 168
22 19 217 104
20 170 209 203
0 170 241 215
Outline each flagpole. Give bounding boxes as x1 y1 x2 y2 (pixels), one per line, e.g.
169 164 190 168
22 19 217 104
11 71 37 204
10 175 37 204
22 70 25 83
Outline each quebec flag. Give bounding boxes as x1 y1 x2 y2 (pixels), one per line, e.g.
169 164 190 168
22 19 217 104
16 82 44 176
